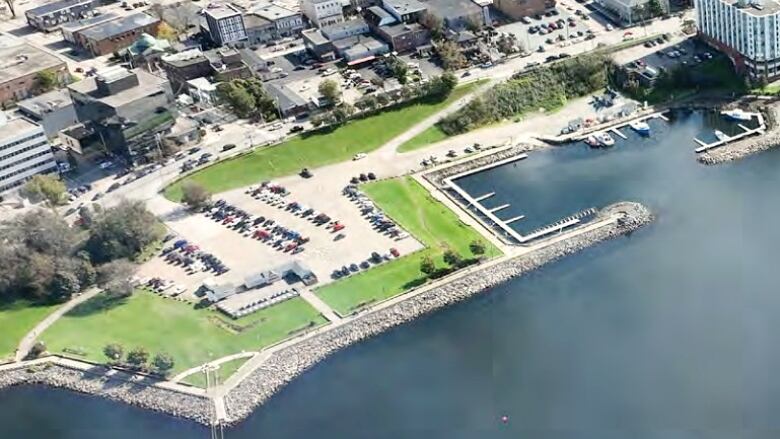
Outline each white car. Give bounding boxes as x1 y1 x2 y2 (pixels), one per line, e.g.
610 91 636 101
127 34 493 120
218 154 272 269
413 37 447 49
352 153 367 161
269 122 283 131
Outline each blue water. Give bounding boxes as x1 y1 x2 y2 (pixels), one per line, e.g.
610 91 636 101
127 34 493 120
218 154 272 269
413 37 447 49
4 111 780 438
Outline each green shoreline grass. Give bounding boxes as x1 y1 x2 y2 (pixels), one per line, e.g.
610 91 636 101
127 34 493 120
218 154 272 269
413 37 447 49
181 357 249 388
316 177 501 315
41 292 326 373
0 300 59 361
164 83 481 201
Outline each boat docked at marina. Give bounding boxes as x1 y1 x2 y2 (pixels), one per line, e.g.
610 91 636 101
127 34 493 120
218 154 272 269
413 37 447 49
629 120 651 135
721 108 753 122
595 132 615 147
714 130 729 142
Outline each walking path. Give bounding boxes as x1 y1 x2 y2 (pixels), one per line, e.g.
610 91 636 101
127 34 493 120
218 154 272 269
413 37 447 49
14 288 102 362
170 351 258 383
299 290 341 321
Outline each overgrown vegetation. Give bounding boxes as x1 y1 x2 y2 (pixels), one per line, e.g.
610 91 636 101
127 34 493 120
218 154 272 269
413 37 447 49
439 54 609 135
0 200 161 305
217 78 278 121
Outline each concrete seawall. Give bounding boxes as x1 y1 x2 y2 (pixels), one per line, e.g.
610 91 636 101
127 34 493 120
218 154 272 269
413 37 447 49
222 202 654 424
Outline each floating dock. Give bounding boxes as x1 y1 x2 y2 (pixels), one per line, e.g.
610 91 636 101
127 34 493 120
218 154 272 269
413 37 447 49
505 215 525 224
610 127 628 139
693 112 765 153
474 192 495 202
489 204 510 213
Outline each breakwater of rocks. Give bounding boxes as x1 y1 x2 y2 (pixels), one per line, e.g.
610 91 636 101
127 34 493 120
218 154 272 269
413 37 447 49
224 202 653 423
0 361 214 424
426 143 542 187
698 105 780 165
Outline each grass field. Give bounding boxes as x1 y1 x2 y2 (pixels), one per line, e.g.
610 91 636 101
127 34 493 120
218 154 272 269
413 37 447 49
181 357 249 388
164 83 481 201
0 300 59 361
41 292 326 373
316 177 501 315
398 124 449 152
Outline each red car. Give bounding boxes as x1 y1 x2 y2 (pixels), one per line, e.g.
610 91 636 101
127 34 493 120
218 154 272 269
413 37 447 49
332 223 345 232
390 248 400 257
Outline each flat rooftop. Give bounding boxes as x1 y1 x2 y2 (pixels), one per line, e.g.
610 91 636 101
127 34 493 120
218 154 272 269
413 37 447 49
250 2 299 20
60 12 119 33
384 0 427 14
68 69 167 108
424 0 481 19
17 89 73 116
79 13 158 41
203 3 242 19
0 42 64 85
26 0 94 17
722 0 780 16
0 116 42 144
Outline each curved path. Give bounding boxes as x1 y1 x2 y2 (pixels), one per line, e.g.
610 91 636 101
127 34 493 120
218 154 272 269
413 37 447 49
170 351 258 384
14 288 102 362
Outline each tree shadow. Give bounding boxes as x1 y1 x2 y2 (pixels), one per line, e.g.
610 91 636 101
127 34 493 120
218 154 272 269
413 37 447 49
402 276 428 290
66 294 129 317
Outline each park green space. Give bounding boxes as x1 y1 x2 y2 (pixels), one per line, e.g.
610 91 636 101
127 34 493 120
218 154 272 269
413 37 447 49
164 83 481 201
181 357 249 388
0 300 59 361
40 292 326 374
398 124 449 152
316 177 501 315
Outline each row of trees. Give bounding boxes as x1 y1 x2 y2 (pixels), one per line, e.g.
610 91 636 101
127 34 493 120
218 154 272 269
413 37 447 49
103 344 175 376
217 78 278 121
439 54 609 135
0 200 162 304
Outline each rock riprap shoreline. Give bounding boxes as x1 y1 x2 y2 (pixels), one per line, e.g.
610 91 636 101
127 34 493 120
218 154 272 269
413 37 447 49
698 105 780 165
0 361 213 424
223 202 654 424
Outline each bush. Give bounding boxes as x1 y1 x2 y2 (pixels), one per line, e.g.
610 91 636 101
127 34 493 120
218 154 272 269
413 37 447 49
439 54 609 135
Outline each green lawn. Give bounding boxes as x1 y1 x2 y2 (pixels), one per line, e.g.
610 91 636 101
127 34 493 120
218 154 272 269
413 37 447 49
181 357 249 388
316 177 501 315
398 124 450 152
164 83 481 201
0 300 59 361
40 292 326 373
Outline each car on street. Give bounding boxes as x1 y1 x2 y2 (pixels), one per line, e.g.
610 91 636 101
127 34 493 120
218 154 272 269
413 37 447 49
222 144 237 152
352 153 367 161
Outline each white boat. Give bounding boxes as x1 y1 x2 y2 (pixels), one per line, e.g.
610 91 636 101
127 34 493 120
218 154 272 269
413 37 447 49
714 130 729 142
596 132 615 146
584 135 599 147
721 108 753 121
629 120 651 135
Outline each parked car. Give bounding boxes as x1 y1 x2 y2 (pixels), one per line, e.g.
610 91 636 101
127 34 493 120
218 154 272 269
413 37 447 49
222 144 237 152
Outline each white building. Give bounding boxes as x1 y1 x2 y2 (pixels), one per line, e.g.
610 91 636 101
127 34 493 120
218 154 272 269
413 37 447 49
204 4 247 46
0 114 57 194
301 0 344 28
696 0 780 79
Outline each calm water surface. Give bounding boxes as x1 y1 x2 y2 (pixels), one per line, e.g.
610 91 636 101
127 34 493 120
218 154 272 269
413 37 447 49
4 111 780 438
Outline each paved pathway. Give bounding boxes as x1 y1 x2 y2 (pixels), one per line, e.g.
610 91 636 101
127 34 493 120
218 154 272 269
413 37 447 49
299 290 341 321
14 288 102 362
170 351 258 383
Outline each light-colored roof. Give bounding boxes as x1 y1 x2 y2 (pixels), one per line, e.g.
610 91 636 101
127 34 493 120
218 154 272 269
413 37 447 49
0 42 64 85
0 116 42 144
79 12 159 41
203 3 242 19
17 89 73 116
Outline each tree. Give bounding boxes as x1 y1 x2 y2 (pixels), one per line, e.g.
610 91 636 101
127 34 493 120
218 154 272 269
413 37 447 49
469 239 486 257
3 0 16 17
103 343 124 363
97 259 136 298
420 255 436 276
181 181 211 210
331 103 355 124
86 200 163 262
386 57 409 84
355 95 378 112
126 347 149 369
647 0 664 17
50 269 81 302
35 70 58 93
465 16 482 33
216 79 277 121
152 352 175 376
420 12 444 40
156 21 179 41
443 249 462 267
318 79 341 105
23 174 66 206
8 209 77 256
28 341 46 359
435 40 468 71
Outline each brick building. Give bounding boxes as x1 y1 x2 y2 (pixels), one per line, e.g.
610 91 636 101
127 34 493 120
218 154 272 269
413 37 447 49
76 13 160 56
0 38 69 106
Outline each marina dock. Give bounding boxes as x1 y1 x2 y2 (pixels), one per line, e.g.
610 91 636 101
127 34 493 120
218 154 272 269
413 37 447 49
474 192 495 202
489 204 510 213
693 112 765 153
505 215 525 224
610 127 627 139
